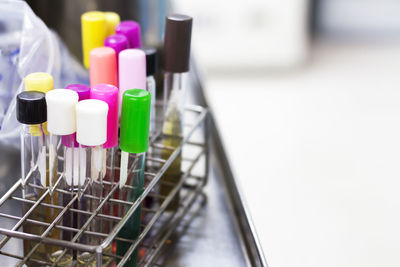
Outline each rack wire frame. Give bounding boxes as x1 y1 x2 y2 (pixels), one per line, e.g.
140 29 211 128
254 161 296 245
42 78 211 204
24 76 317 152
0 105 209 266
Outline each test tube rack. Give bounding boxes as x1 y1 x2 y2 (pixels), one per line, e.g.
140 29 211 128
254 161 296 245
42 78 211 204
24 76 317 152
0 104 209 266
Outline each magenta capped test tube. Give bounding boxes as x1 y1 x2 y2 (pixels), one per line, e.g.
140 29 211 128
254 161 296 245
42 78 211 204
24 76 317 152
62 84 90 147
104 34 128 65
90 84 119 149
115 21 142 48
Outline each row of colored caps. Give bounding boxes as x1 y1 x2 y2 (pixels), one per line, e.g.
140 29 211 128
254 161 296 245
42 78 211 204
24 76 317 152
83 11 192 74
82 11 142 68
17 73 150 153
89 47 157 108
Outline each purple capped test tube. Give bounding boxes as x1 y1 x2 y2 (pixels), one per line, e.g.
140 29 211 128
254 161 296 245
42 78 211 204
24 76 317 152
104 34 129 66
115 21 142 48
60 84 90 190
62 84 90 148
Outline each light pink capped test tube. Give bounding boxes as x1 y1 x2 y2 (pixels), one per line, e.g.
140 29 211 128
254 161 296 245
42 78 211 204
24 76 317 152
90 47 118 87
118 49 146 111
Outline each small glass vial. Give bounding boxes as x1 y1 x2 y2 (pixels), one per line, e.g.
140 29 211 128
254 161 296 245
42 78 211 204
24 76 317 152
45 88 80 265
90 84 119 240
145 48 158 136
17 91 50 266
160 14 193 211
76 99 109 265
117 89 151 267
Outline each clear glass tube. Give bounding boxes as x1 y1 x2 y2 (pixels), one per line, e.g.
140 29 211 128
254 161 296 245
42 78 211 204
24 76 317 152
75 144 109 265
99 147 117 265
117 152 145 266
146 75 157 136
146 75 157 204
160 72 186 211
21 124 61 265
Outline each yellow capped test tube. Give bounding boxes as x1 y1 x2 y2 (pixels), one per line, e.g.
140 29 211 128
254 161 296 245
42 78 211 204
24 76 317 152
104 12 120 36
81 11 106 69
25 72 53 135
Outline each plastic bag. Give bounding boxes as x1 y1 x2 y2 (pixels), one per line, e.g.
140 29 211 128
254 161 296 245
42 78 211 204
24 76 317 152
0 0 89 145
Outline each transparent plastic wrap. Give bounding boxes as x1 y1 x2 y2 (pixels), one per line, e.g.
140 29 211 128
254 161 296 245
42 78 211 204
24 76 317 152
0 0 88 145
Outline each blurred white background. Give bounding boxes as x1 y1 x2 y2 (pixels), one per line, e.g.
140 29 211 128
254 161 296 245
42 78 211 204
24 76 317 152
174 1 400 267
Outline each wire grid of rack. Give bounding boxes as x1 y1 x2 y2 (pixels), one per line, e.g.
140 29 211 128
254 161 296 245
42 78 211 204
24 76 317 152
0 104 209 266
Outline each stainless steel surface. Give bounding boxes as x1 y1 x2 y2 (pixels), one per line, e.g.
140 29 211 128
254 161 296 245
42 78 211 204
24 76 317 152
187 62 268 267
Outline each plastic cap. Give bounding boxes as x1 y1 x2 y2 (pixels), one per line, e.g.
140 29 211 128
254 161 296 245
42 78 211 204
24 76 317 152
46 89 79 135
90 84 119 148
119 49 146 104
76 99 108 146
61 84 90 147
164 14 192 73
89 47 118 87
104 34 128 65
25 72 54 93
81 11 106 69
115 20 142 48
120 89 151 153
65 84 90 101
104 12 120 36
16 91 47 125
144 48 157 76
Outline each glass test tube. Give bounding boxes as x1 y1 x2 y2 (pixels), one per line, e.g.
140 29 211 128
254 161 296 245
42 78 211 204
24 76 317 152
115 20 142 49
17 91 49 266
104 11 120 37
57 84 90 263
90 84 119 240
81 11 106 69
160 14 193 211
89 47 118 88
76 99 108 265
104 33 128 69
17 92 47 189
45 89 79 264
22 73 56 266
117 89 151 267
46 89 79 194
145 48 158 136
118 48 147 115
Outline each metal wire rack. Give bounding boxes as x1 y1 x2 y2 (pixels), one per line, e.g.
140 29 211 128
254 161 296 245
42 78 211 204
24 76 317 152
0 105 209 266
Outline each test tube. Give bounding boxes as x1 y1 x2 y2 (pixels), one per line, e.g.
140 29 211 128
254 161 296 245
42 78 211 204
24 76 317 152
115 20 142 48
81 11 106 68
89 47 118 87
104 11 120 37
144 48 158 136
17 91 50 264
160 14 193 211
58 84 91 261
23 73 59 264
76 99 108 186
90 84 118 233
90 84 118 176
45 89 79 194
75 99 108 264
24 72 54 136
17 91 47 193
119 49 146 114
45 89 79 264
117 89 151 266
61 84 90 189
104 34 128 67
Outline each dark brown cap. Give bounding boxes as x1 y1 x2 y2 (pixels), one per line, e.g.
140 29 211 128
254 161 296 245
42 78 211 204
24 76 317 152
163 14 192 73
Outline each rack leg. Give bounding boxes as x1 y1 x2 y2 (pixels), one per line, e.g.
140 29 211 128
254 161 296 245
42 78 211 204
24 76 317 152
95 246 102 267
